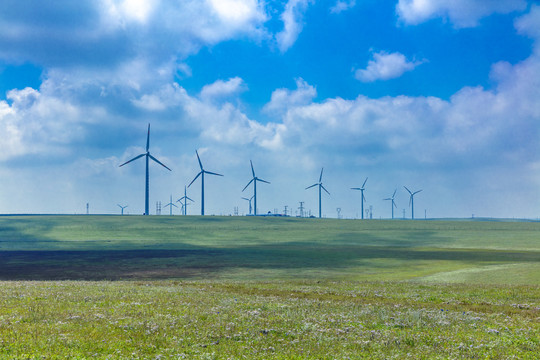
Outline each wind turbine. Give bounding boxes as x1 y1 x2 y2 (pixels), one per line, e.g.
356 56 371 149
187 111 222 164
242 160 270 216
119 123 171 215
164 195 178 216
188 150 223 215
383 189 397 219
241 195 254 215
306 168 330 218
404 186 422 220
177 186 194 216
351 177 368 219
117 204 128 215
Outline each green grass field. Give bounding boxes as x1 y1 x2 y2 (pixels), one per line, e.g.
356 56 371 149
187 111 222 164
0 216 538 358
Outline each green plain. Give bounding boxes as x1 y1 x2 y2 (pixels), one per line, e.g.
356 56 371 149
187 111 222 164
0 216 538 358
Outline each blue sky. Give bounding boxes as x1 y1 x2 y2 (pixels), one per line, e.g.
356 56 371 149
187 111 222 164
0 0 539 218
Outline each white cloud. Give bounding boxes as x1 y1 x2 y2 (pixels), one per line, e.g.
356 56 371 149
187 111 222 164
515 4 540 46
396 0 527 28
113 0 159 24
330 0 356 14
0 1 269 68
199 77 247 102
275 0 312 52
0 2 538 218
263 78 317 115
355 51 424 82
0 87 90 161
208 0 266 24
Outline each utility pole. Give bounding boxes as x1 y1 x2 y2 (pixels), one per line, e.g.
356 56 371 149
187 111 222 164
298 201 305 218
284 205 288 216
336 208 342 219
86 203 89 215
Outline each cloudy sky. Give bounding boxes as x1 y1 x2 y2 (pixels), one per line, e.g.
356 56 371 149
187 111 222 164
0 0 539 219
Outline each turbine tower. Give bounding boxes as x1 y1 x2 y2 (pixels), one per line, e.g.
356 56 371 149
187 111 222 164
383 189 397 219
404 186 422 220
241 195 254 215
306 168 330 218
177 186 194 216
188 150 223 215
119 123 171 215
117 204 128 215
164 195 178 216
351 177 368 219
242 160 270 216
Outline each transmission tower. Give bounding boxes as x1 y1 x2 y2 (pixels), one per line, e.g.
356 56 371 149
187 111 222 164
298 201 305 218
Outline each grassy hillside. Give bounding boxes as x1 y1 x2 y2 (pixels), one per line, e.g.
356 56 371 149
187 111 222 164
1 216 538 283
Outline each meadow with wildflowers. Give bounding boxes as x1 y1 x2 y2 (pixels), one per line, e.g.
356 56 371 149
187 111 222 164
0 216 538 358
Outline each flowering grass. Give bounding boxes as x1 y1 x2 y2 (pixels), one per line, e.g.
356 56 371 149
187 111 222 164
0 280 538 359
0 216 538 358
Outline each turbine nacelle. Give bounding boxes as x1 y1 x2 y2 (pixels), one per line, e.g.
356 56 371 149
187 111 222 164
118 123 171 215
242 160 270 216
188 150 223 215
306 167 330 218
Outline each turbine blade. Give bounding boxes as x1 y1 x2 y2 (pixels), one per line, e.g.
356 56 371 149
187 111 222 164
196 150 203 170
383 198 391 201
242 178 254 192
250 160 255 177
186 197 194 202
188 172 202 187
362 177 368 188
392 189 397 198
119 153 145 167
321 184 330 195
250 195 254 200
257 178 270 184
404 186 412 195
148 154 171 171
146 123 150 152
362 194 366 202
413 189 423 195
242 197 250 201
351 187 361 190
205 170 224 177
393 201 397 208
172 203 178 208
305 183 318 190
409 196 412 207
319 168 324 183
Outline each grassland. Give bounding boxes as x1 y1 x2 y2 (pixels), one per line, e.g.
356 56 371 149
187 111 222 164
0 216 538 358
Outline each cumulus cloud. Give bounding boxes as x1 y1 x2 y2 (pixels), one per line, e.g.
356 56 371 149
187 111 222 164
355 51 424 82
0 87 89 161
330 0 356 14
0 0 268 68
199 77 247 102
263 78 317 116
275 0 312 52
396 0 527 28
0 1 538 217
